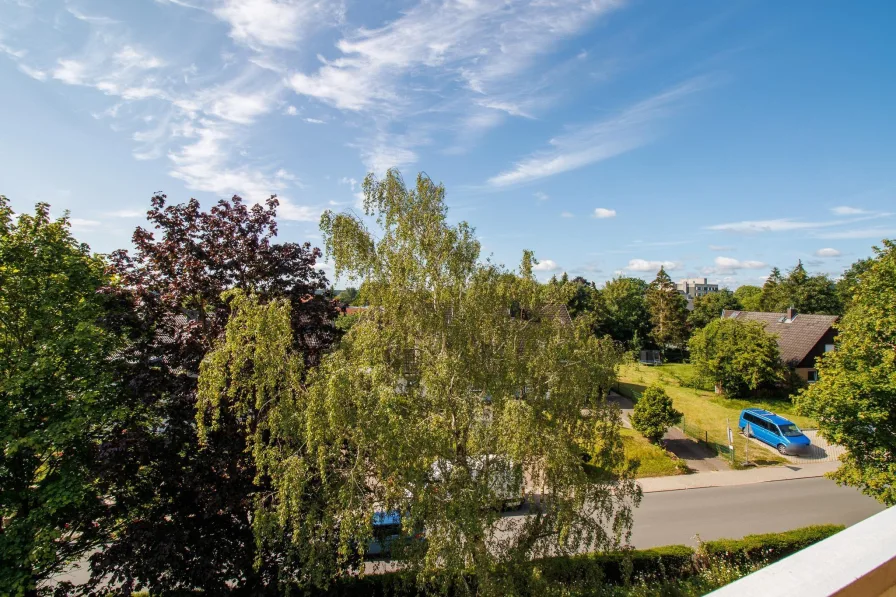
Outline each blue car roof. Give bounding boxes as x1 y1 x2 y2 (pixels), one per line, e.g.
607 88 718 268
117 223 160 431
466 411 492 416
742 408 795 426
372 511 401 526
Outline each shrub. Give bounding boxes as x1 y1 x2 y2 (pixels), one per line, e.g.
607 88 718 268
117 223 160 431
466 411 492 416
631 385 682 443
702 524 843 562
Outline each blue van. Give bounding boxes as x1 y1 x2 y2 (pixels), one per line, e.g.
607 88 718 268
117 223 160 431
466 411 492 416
739 408 811 455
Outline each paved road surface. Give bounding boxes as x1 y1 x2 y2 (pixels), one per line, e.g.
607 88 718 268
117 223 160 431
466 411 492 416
631 477 885 548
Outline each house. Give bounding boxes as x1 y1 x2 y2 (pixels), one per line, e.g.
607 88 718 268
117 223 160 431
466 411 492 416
721 307 838 383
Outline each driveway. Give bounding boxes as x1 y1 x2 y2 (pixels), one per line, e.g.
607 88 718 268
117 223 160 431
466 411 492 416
608 391 730 473
744 428 846 464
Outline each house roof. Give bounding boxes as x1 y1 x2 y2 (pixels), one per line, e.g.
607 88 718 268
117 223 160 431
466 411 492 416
539 304 572 326
721 310 838 365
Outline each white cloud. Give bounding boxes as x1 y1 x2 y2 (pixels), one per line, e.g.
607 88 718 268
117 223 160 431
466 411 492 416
592 207 616 219
69 218 101 231
304 117 325 124
831 206 868 215
211 0 345 50
705 256 766 274
560 211 574 218
626 259 682 272
284 105 298 116
533 259 561 272
534 191 549 202
488 78 707 186
207 91 276 124
706 214 883 233
107 209 145 218
115 46 165 70
814 248 841 258
288 0 624 166
816 227 896 240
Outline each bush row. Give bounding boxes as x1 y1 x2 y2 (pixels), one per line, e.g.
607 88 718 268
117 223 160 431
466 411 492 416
319 524 843 596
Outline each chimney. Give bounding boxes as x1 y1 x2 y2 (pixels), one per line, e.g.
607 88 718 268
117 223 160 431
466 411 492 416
787 306 797 321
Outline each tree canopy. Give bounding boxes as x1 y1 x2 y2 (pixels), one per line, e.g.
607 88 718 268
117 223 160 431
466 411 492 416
759 262 841 315
688 289 742 330
630 385 682 444
733 285 762 311
796 240 896 505
645 268 689 351
197 171 637 593
0 199 124 596
688 318 784 397
598 277 651 350
88 194 338 594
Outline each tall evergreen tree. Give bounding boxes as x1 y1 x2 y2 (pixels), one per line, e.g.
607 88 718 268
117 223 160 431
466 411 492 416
645 267 689 351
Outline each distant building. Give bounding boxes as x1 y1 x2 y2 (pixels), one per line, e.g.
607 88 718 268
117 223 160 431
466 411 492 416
676 277 719 300
721 307 838 383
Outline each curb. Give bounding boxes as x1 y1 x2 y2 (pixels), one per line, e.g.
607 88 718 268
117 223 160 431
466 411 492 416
639 466 834 494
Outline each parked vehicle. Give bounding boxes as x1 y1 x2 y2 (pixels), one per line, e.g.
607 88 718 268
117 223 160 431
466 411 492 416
366 510 425 558
431 455 525 510
738 408 811 455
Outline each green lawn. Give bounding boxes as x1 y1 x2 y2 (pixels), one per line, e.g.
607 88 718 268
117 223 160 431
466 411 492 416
619 427 686 478
616 363 817 467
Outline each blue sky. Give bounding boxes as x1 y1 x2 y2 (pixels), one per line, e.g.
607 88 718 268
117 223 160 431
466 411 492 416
1 0 894 288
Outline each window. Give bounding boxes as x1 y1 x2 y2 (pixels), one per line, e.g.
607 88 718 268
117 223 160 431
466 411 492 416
779 423 803 437
825 344 834 352
744 413 760 425
807 370 819 383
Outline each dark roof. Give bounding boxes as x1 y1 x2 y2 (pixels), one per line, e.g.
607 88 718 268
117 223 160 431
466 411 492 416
539 304 572 326
721 310 838 365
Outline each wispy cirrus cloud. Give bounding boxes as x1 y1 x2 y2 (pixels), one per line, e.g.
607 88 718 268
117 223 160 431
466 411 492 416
2 2 320 220
831 206 869 215
706 212 887 234
815 227 896 240
289 0 625 171
488 77 708 187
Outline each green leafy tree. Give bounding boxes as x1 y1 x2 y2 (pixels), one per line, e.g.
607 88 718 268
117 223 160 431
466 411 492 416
734 285 762 311
645 267 689 350
796 240 896 505
0 198 123 596
759 267 787 312
759 262 841 314
630 385 682 443
336 286 360 304
688 289 742 330
599 277 651 349
836 257 874 310
688 318 784 397
198 171 638 593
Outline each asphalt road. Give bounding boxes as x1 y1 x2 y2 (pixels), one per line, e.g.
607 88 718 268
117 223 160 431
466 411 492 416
631 477 886 548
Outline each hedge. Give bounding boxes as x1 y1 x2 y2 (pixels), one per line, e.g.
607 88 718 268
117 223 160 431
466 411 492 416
319 524 843 595
702 524 844 562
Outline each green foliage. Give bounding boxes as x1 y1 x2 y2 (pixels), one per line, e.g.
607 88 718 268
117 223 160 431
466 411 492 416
201 171 636 593
598 277 651 349
645 268 689 351
701 524 843 561
733 285 762 311
630 385 682 443
334 311 361 332
687 289 741 330
315 525 842 596
759 261 841 315
688 319 784 397
836 257 874 310
336 286 360 304
0 198 123 595
796 240 896 505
